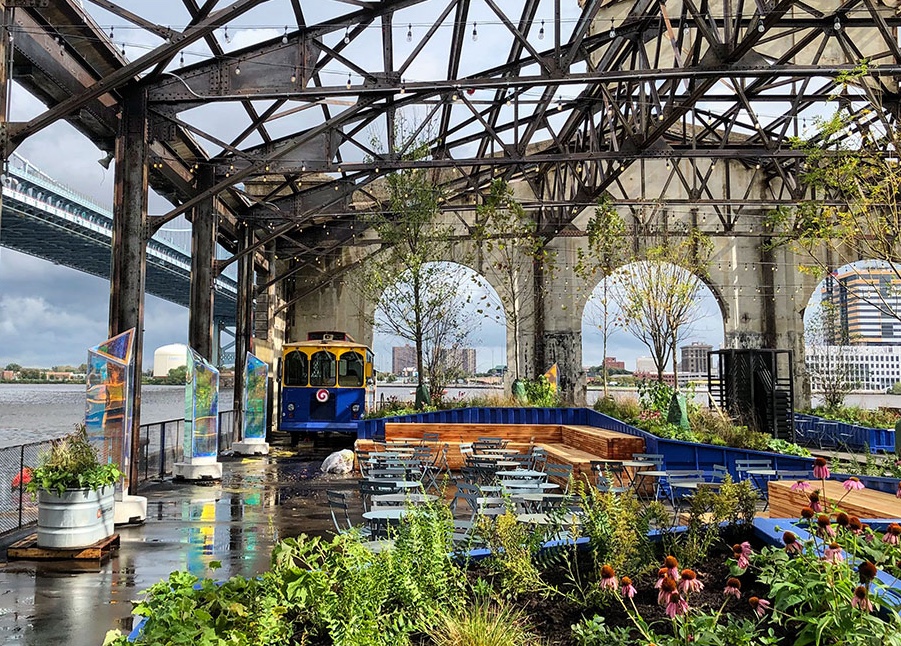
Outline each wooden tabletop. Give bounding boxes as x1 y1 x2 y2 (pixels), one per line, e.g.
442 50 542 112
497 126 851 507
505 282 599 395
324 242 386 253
768 479 901 519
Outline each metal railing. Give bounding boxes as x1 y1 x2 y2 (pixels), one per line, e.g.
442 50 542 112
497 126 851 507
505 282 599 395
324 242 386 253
0 410 237 539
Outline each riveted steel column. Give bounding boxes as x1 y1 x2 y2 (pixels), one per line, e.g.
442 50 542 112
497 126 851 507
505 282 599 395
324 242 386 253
110 86 148 496
232 223 254 438
189 164 216 361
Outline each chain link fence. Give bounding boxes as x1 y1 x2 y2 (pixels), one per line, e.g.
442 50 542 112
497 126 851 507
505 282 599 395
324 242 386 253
0 410 238 539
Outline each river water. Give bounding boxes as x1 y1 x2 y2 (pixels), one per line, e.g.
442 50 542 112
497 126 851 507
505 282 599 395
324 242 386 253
1 383 898 449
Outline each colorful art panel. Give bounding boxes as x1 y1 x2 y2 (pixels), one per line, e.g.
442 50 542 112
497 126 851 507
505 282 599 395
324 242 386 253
85 329 135 493
184 348 220 462
242 353 268 441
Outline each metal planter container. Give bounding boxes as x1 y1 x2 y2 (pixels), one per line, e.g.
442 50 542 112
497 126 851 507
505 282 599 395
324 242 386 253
36 485 115 549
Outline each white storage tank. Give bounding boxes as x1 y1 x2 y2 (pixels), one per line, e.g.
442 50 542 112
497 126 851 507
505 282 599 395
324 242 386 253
152 344 188 378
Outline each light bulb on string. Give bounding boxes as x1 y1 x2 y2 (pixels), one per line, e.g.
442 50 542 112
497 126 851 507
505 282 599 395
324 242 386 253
234 63 241 75
121 43 126 57
538 20 545 40
407 24 412 42
758 20 766 32
179 51 184 66
291 68 297 83
109 26 114 40
472 22 478 41
344 27 350 44
346 73 352 89
282 26 288 44
223 26 230 43
609 19 616 38
400 79 406 94
834 16 842 30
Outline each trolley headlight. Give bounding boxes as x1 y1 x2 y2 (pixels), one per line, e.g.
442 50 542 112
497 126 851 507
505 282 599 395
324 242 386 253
351 404 361 413
287 403 295 411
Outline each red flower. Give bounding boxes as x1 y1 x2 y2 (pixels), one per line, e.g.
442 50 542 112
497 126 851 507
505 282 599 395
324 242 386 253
813 457 830 479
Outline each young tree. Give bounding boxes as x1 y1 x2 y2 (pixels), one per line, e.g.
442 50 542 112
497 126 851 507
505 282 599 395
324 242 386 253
804 300 859 410
767 88 901 321
574 198 627 398
358 127 472 406
613 232 712 383
473 179 555 381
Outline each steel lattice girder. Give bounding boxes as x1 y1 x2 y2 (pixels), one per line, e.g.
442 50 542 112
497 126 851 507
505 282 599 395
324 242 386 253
9 0 901 273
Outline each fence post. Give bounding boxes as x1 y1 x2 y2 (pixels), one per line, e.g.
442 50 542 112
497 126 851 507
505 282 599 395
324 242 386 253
159 423 167 479
18 445 24 529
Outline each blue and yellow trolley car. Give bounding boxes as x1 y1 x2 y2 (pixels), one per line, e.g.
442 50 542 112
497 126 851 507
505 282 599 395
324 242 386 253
277 331 374 439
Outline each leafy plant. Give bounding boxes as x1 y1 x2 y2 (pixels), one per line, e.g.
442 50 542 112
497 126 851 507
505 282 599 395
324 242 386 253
27 424 121 495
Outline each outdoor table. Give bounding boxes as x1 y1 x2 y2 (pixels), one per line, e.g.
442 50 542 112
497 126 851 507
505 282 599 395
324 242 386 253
496 469 546 480
479 448 521 455
500 480 559 491
363 508 408 521
372 493 437 505
390 480 424 490
512 493 569 512
745 469 778 493
631 470 670 501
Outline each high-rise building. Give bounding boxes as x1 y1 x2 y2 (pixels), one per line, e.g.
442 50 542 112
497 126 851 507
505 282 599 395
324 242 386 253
680 342 712 374
391 345 416 375
438 348 478 375
822 267 901 345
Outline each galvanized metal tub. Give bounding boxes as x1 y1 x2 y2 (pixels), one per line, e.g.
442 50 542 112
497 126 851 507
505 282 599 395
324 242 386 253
36 485 115 549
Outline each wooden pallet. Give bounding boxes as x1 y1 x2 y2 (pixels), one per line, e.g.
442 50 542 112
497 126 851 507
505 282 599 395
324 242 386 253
7 533 120 566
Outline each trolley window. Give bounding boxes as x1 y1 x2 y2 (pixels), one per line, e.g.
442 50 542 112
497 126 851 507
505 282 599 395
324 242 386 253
338 351 365 387
309 350 336 387
283 350 308 386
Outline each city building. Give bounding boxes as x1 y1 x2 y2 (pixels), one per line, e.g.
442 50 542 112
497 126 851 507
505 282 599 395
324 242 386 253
635 356 657 374
822 267 901 345
438 347 478 375
391 345 416 375
604 357 625 371
680 342 713 374
806 344 901 392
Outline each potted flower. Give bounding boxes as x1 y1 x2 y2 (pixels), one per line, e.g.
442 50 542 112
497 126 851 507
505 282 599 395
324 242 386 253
26 424 121 549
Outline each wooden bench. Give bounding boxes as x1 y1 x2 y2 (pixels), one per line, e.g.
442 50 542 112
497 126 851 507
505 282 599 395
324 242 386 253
354 422 645 474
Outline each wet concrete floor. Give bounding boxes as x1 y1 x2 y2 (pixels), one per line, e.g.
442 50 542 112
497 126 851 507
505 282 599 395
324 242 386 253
0 436 361 646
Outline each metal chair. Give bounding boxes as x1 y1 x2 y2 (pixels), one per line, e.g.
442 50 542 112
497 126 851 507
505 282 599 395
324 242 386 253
359 480 398 512
421 444 453 491
544 463 574 494
710 464 729 482
474 436 508 450
327 490 370 537
421 432 441 444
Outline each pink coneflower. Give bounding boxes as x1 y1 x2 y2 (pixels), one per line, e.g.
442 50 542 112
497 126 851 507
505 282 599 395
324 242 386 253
654 567 669 588
664 555 680 581
723 577 742 599
858 561 878 584
658 576 678 605
600 565 618 591
620 576 636 599
852 586 874 612
679 569 703 594
836 512 850 528
666 591 689 618
824 541 844 563
817 514 835 538
800 506 815 520
849 516 864 534
813 457 830 479
791 480 811 492
808 492 823 513
783 531 803 555
883 523 901 545
843 477 865 492
749 596 771 618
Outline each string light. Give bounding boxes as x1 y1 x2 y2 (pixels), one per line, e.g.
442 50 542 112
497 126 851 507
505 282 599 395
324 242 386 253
234 63 241 75
346 73 351 89
223 26 230 43
282 26 288 44
609 19 616 38
121 42 126 57
179 51 184 66
344 27 350 44
291 67 297 83
472 22 478 41
834 16 842 30
757 19 766 32
109 26 114 40
407 24 412 42
538 20 545 40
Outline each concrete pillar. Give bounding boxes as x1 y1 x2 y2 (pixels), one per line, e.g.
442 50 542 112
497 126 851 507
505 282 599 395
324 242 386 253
109 86 148 496
232 223 254 437
189 165 216 361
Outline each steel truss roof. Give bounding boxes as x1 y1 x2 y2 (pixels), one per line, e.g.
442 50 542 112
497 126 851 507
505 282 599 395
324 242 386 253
7 0 901 292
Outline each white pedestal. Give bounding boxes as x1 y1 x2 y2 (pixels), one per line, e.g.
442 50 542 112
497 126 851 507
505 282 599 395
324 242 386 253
173 461 223 481
114 494 147 525
231 440 269 456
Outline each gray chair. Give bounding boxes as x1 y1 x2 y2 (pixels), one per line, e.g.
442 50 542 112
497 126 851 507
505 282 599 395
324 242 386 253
359 479 398 512
327 490 370 537
544 463 574 494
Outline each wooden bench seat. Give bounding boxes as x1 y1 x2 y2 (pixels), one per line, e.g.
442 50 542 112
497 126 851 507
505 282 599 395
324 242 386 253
383 422 562 444
537 443 600 479
561 425 645 461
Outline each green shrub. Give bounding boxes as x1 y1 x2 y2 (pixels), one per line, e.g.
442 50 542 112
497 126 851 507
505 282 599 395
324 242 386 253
431 597 540 646
27 424 121 495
